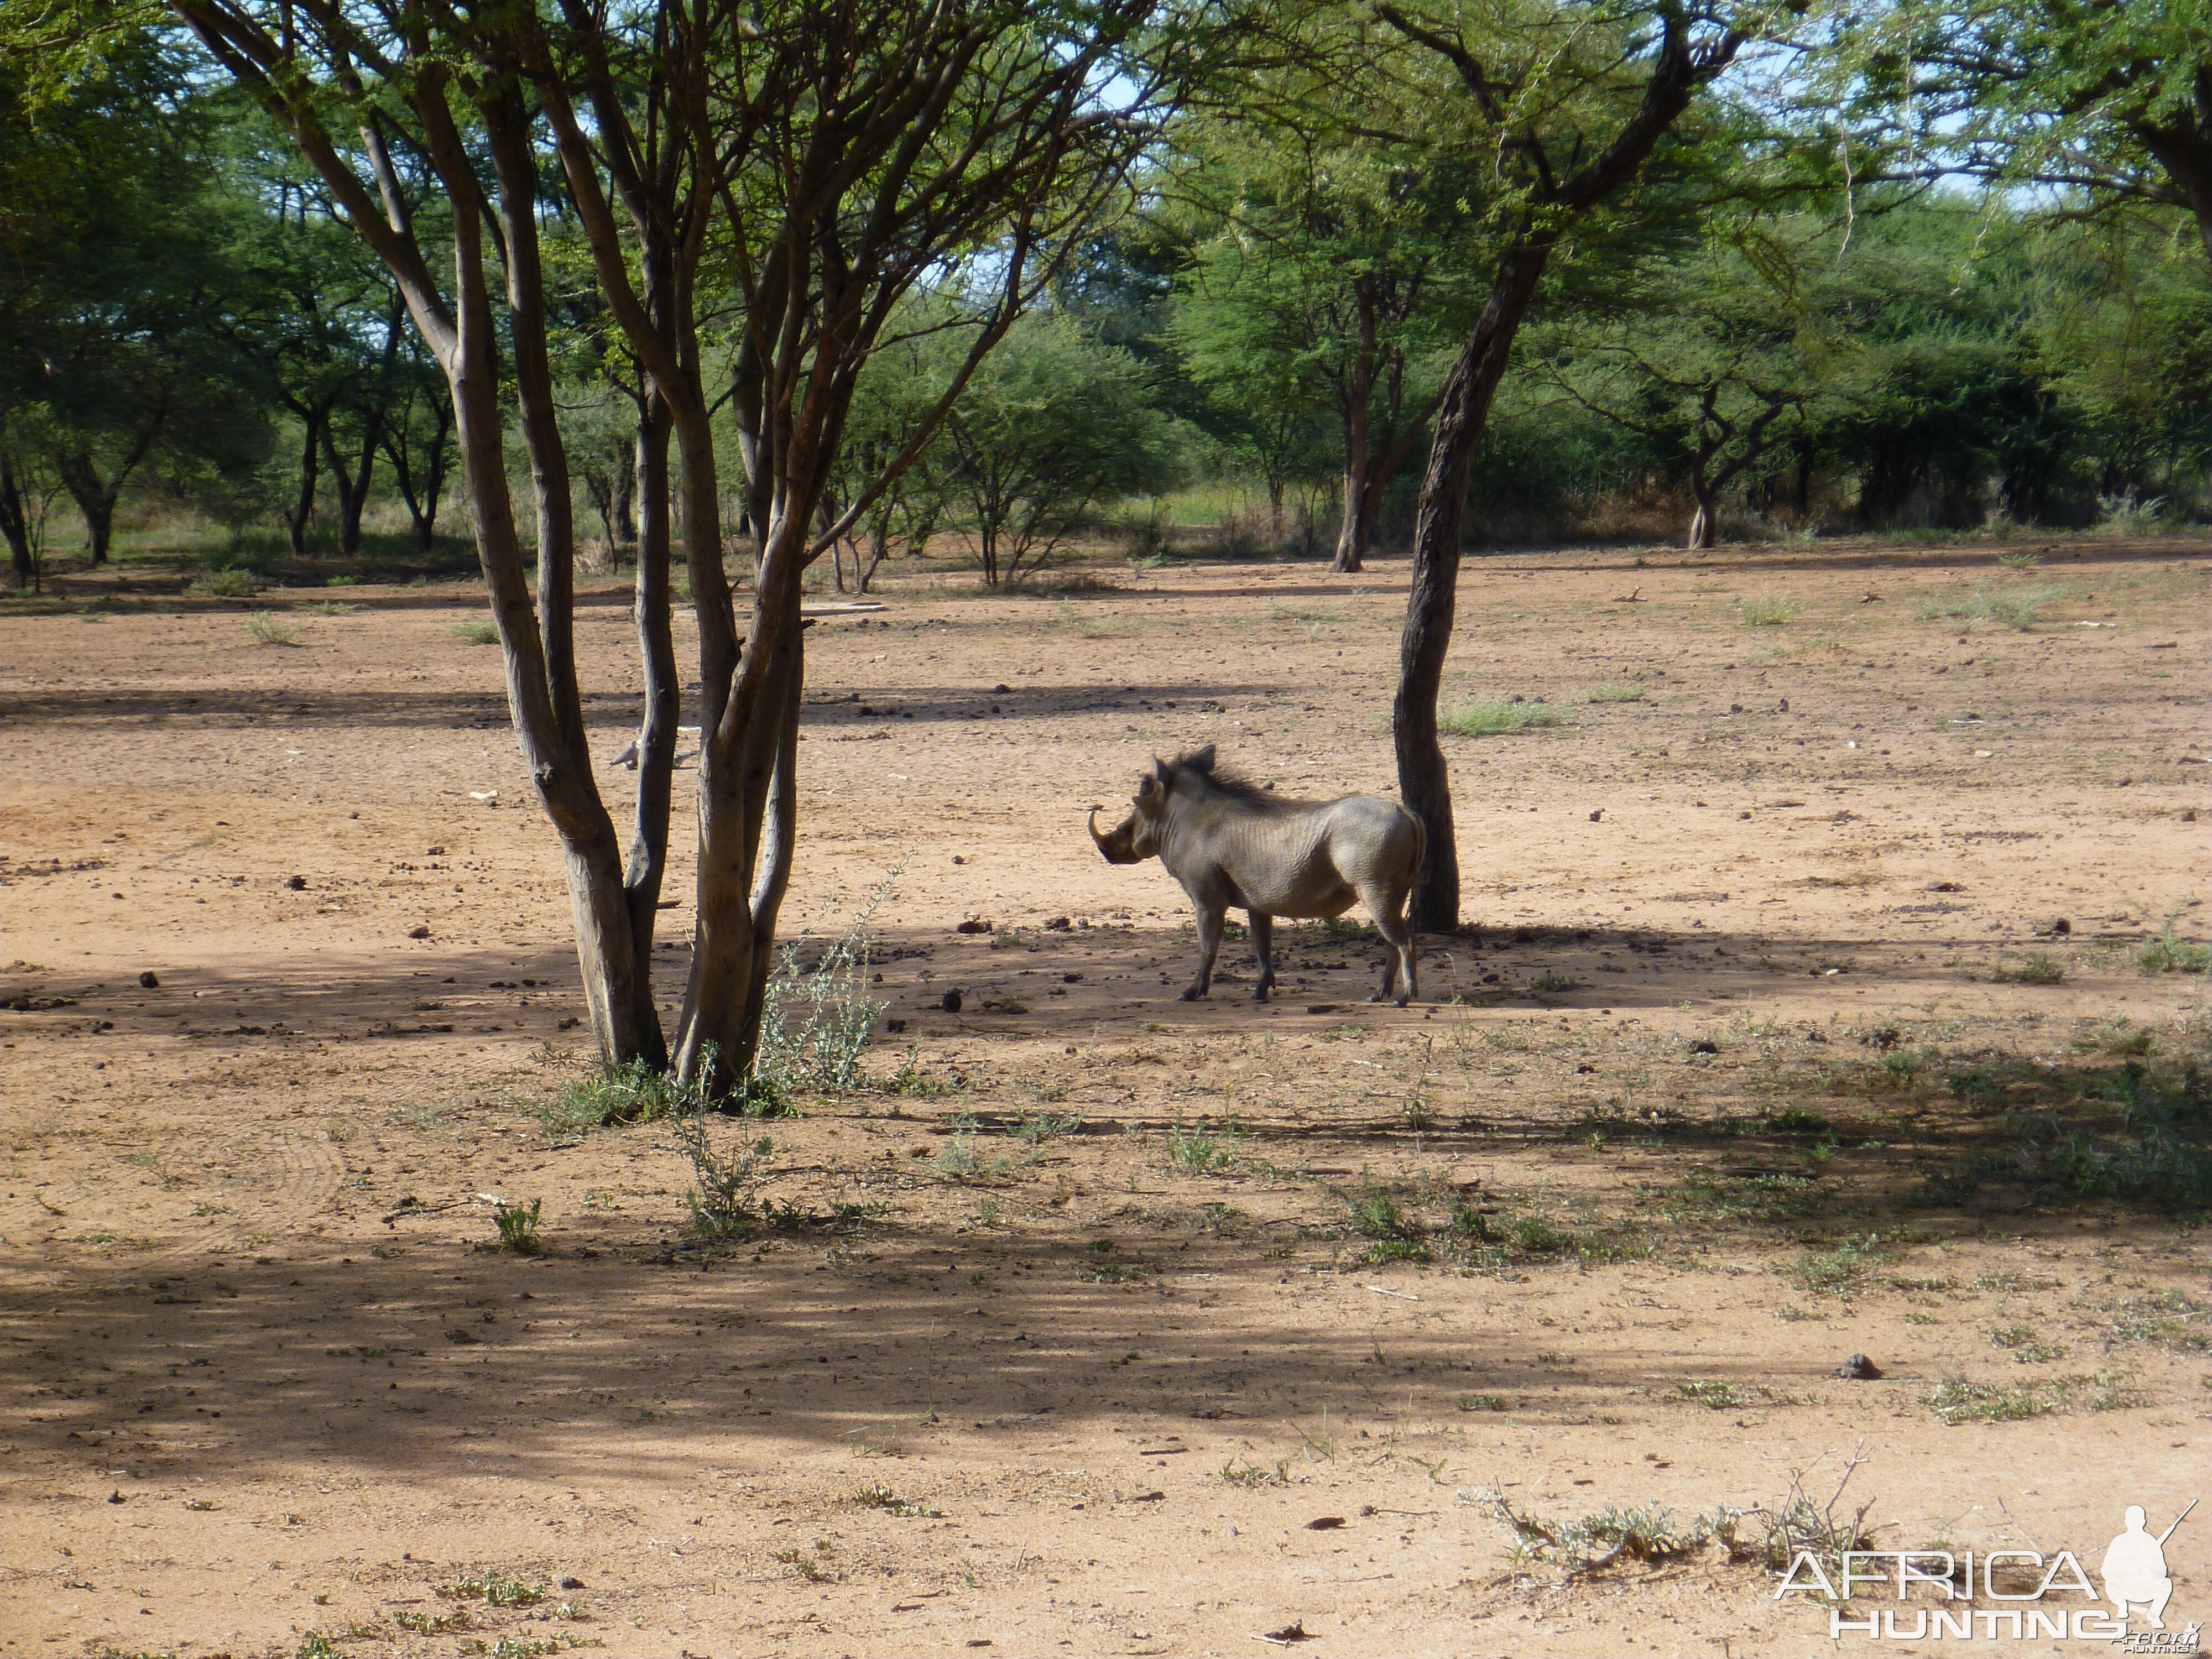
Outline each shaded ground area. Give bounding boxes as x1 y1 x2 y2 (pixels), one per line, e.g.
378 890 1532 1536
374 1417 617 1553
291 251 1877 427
1 532 2208 1657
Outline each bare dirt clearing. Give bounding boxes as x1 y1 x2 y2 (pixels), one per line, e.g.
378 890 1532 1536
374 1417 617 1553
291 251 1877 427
2 535 2209 1658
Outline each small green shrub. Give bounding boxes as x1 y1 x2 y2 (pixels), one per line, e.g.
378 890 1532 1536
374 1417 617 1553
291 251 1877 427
247 611 299 646
1166 1116 1240 1173
1916 583 2069 630
853 1483 942 1517
1015 1111 1082 1145
1674 1379 1739 1410
1736 594 1797 627
884 1046 954 1098
193 566 258 597
1992 953 2065 986
541 1060 695 1129
1528 971 1580 994
452 620 500 645
1929 1371 2139 1423
2140 924 2212 976
491 1198 542 1255
1348 1182 1429 1262
679 1120 778 1241
437 1571 545 1607
1439 697 1569 737
1583 682 1646 703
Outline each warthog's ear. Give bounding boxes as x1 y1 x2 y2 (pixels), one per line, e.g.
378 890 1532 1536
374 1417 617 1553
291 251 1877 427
1186 743 1217 774
1135 773 1161 805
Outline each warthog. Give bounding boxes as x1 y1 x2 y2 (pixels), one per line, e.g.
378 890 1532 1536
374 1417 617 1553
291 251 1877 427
1089 745 1426 1005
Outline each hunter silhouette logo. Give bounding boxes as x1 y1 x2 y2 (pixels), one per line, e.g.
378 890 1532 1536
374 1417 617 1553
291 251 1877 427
2104 1501 2193 1629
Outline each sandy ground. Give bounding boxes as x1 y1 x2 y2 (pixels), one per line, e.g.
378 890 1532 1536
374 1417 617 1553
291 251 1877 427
2 532 2209 1659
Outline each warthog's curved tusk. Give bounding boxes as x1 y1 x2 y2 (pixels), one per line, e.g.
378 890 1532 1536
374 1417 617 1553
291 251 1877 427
1087 806 1112 859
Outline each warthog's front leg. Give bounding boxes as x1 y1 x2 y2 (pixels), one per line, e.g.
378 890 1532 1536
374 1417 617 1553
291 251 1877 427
1249 911 1276 1002
1180 897 1227 1000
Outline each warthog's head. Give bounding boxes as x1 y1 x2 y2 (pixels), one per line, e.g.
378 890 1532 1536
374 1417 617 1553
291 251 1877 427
1089 746 1219 864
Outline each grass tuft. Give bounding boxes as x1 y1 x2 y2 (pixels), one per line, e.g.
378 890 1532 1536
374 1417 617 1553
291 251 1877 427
489 1198 542 1255
192 566 258 597
247 611 298 646
2139 922 2212 976
1915 583 2069 630
1165 1116 1241 1174
1583 682 1647 703
1348 1181 1429 1262
1929 1370 2140 1423
1439 697 1569 737
452 620 500 645
1735 594 1798 627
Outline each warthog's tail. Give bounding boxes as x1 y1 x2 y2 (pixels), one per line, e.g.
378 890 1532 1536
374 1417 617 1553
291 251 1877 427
1405 805 1427 915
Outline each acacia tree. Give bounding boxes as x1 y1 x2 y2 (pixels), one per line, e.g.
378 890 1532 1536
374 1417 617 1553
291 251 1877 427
943 312 1178 585
1855 1 2212 263
1535 227 1839 546
92 0 1211 1093
1170 85 1483 571
1376 0 1757 931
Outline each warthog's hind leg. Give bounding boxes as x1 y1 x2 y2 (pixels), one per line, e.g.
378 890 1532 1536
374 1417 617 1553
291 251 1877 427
1249 911 1276 1002
1180 899 1225 1000
1358 882 1417 1007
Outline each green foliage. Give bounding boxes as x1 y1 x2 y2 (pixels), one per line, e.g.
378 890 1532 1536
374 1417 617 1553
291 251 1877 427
1348 1181 1429 1262
1438 697 1569 737
2140 924 2212 976
937 312 1180 586
192 567 258 597
853 1483 943 1518
489 1198 542 1255
754 869 898 1100
677 1120 778 1243
246 610 296 645
1916 583 2070 629
1014 1111 1083 1145
437 1571 545 1607
451 620 499 645
1934 1043 2212 1211
1929 1371 2141 1424
1165 1115 1240 1173
1735 594 1797 627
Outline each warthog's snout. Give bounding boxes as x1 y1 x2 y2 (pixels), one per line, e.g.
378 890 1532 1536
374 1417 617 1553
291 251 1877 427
1088 805 1144 864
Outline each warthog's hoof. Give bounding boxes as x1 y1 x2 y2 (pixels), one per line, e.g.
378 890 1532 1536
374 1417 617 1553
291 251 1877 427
1252 985 1270 1003
1177 987 1206 1001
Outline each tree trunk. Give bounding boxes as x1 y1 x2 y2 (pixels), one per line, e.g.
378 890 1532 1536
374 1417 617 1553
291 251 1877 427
1331 284 1379 573
463 85 659 1071
736 618 806 1068
58 455 116 565
619 392 679 1070
1687 482 1717 549
1 457 31 585
283 413 322 557
1394 243 1554 933
613 437 637 551
322 420 378 559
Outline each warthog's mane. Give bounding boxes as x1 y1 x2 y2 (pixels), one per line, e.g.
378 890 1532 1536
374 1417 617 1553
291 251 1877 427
1162 748 1305 813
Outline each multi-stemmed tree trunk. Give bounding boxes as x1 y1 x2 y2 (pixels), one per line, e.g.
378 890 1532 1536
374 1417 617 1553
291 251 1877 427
1380 3 1747 931
320 417 379 558
1329 279 1446 573
164 0 1200 1095
381 384 452 553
